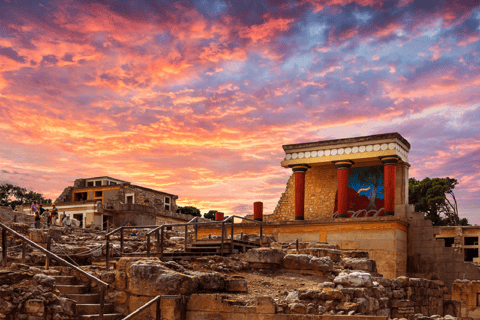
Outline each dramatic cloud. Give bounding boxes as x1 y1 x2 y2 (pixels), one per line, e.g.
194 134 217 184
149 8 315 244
0 0 479 221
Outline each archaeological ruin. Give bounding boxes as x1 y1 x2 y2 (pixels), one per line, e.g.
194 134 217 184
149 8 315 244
1 132 480 320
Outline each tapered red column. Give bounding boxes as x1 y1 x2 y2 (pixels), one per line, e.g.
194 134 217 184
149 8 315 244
291 164 310 221
380 156 399 216
215 212 224 221
333 161 354 218
253 202 263 221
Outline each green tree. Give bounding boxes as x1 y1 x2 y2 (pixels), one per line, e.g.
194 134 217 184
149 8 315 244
203 210 217 220
176 205 201 217
0 182 52 209
409 177 467 226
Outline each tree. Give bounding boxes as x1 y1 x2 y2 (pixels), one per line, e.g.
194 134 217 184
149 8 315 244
409 177 468 226
0 182 52 209
355 166 384 211
203 210 217 220
176 206 201 217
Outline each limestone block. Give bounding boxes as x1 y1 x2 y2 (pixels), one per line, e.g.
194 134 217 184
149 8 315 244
341 258 377 273
187 294 256 313
255 296 276 314
283 254 333 272
106 290 128 304
334 271 373 287
24 300 44 316
244 248 285 266
225 277 248 292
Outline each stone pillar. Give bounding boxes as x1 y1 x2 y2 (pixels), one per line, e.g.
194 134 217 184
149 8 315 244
253 202 263 221
380 156 399 216
333 160 354 218
290 164 310 221
215 212 224 221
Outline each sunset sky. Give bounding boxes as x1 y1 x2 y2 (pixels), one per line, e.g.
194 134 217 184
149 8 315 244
1 0 479 222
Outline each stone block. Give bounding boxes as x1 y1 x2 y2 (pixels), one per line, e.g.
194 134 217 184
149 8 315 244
255 296 276 314
24 300 44 316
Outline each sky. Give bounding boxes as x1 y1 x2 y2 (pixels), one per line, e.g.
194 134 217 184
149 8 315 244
0 0 479 222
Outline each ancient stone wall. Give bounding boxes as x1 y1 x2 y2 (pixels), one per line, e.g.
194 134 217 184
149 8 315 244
451 279 480 318
407 212 480 294
270 166 337 222
119 185 177 214
0 207 34 225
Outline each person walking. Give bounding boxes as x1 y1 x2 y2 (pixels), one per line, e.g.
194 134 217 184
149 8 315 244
31 200 39 215
34 211 43 229
51 205 58 225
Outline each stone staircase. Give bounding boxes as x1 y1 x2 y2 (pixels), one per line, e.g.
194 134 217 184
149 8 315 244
54 275 123 319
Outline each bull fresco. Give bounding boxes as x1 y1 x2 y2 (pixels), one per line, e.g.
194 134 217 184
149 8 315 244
333 165 385 218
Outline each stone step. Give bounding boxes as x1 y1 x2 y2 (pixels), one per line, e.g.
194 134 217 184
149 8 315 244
66 294 100 304
55 285 89 295
53 276 76 285
77 313 124 319
77 303 115 314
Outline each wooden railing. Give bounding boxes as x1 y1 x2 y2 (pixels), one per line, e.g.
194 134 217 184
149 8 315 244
145 215 263 259
121 295 183 320
0 221 109 319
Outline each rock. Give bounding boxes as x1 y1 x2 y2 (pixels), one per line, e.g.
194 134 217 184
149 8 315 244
320 288 343 300
30 230 46 243
191 272 225 291
256 296 276 314
33 274 55 288
106 291 128 304
163 261 185 273
283 254 333 272
355 297 369 314
334 271 373 287
245 248 285 266
289 302 307 314
341 258 377 273
24 300 44 316
225 277 248 292
128 260 199 295
286 291 299 301
336 302 357 312
58 297 76 316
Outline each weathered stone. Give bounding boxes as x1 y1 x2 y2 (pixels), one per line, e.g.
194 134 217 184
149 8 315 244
33 274 55 288
24 300 44 316
244 248 285 266
225 277 248 292
289 302 307 314
256 296 276 314
191 272 225 291
106 291 128 304
334 271 373 287
320 288 343 300
283 254 333 272
341 258 377 273
58 297 76 316
336 302 357 312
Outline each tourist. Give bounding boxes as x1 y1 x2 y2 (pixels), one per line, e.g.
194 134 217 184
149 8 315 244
63 214 72 227
131 229 138 236
42 209 50 227
34 211 43 229
51 205 58 225
39 204 46 216
31 200 39 215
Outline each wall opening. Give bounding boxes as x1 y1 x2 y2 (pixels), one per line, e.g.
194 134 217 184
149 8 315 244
126 195 133 204
74 192 87 201
95 191 103 197
442 237 455 247
87 181 94 186
465 237 478 246
465 248 478 262
95 181 102 186
73 214 83 227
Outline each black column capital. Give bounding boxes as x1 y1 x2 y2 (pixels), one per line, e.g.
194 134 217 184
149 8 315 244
332 160 354 169
289 164 311 173
379 155 400 165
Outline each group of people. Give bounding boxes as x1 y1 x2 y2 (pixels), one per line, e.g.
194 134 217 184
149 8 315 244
30 200 71 229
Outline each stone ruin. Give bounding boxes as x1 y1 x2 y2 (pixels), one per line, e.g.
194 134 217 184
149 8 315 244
0 213 473 320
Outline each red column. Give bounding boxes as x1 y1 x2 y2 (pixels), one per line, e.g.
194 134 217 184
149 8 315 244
292 165 310 220
253 202 263 221
380 156 399 216
334 161 353 218
215 212 224 221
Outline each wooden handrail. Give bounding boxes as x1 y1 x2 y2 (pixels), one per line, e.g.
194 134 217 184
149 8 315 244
0 222 110 288
121 295 181 320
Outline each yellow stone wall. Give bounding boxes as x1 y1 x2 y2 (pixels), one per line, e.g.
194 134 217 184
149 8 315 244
197 217 408 278
269 166 337 222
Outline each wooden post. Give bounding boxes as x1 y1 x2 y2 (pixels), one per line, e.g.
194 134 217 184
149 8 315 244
156 296 161 320
45 236 51 270
107 220 110 233
221 222 224 256
240 232 243 241
84 217 87 229
22 241 26 264
156 229 160 254
120 228 124 254
106 235 110 270
296 238 299 254
184 225 188 252
195 220 198 242
160 226 164 257
147 234 151 258
2 228 7 267
100 285 105 320
230 220 234 254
